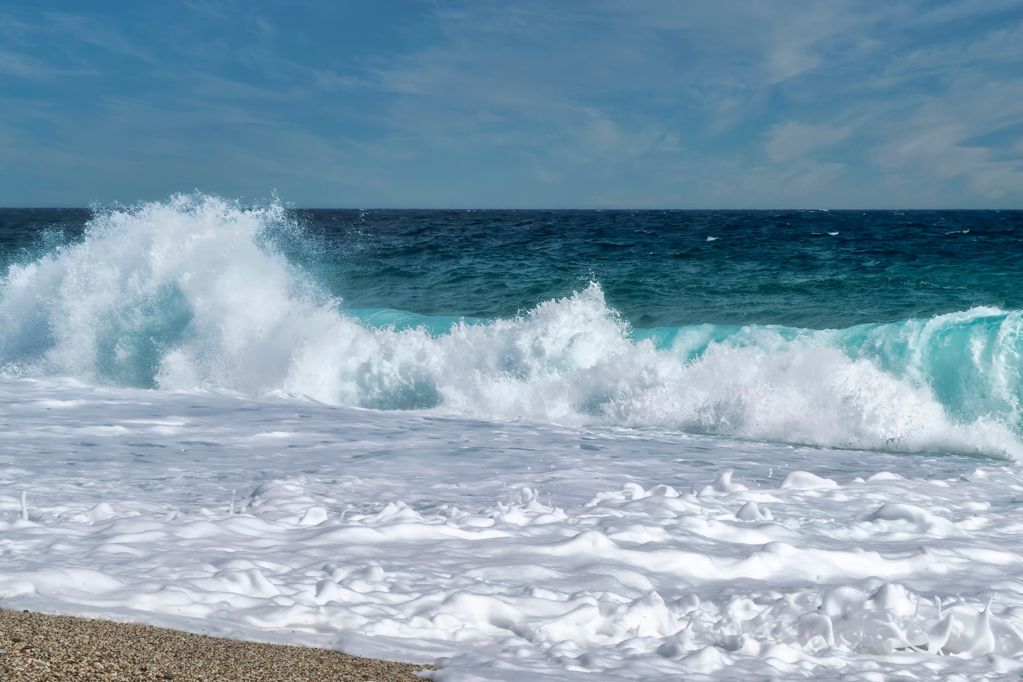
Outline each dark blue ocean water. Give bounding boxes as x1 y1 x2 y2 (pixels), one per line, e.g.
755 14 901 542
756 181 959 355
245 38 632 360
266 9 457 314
4 208 1021 329
3 200 1023 456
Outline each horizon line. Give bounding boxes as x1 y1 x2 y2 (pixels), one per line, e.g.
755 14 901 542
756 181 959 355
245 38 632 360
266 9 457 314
1 205 1020 212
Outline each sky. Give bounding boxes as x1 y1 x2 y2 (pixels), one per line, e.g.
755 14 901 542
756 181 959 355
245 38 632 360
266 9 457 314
1 1 1022 208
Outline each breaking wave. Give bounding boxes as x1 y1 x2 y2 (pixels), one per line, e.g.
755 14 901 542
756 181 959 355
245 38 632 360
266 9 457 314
2 194 1021 457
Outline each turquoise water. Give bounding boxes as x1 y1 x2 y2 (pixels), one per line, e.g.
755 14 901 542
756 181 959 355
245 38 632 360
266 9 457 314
1 198 1022 456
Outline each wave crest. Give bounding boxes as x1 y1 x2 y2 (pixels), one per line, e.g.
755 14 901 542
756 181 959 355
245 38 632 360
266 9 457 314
2 194 1020 457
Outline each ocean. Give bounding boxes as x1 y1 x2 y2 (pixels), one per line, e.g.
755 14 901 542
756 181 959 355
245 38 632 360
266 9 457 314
2 195 1023 679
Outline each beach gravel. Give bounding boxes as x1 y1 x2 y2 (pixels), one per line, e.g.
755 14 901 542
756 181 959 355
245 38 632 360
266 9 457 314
0 608 433 681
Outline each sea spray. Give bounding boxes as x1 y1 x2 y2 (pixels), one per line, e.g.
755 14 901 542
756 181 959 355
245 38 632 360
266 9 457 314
1 194 1022 457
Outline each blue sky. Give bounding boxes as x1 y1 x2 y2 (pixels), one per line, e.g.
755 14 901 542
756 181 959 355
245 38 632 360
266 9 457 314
1 1 1022 208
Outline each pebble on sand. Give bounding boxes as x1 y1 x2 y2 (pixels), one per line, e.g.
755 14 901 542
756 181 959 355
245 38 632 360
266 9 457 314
0 608 433 681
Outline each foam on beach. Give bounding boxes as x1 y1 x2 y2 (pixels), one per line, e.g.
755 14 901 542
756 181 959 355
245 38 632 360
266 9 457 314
2 378 1023 680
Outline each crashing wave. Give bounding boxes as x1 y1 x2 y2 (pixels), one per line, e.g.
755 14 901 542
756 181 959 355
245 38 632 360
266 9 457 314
1 194 1020 457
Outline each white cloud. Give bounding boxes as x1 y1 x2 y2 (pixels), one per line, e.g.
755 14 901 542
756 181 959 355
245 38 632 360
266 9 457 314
314 70 373 92
868 73 1023 200
3 0 1023 206
46 12 154 63
0 50 54 78
765 122 853 162
703 159 848 206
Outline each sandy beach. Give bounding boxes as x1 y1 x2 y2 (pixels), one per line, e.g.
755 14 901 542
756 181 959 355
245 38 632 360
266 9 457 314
0 608 432 681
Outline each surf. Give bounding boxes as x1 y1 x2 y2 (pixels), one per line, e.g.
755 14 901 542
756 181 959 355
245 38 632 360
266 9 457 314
1 194 1021 457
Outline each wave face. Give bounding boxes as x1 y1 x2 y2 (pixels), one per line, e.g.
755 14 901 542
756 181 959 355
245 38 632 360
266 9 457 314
1 195 1021 457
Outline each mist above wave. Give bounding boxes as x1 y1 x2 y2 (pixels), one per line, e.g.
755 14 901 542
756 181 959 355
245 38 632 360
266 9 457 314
1 194 1020 457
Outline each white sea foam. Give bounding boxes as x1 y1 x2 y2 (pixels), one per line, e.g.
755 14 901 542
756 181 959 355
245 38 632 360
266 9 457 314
1 378 1021 680
1 194 1020 458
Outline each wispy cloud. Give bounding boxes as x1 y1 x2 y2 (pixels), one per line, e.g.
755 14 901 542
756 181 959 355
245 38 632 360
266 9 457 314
765 122 855 162
0 1 1021 206
313 70 374 92
0 50 57 79
45 12 155 63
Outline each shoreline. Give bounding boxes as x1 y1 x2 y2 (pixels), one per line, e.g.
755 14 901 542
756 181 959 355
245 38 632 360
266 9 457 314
0 608 433 681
